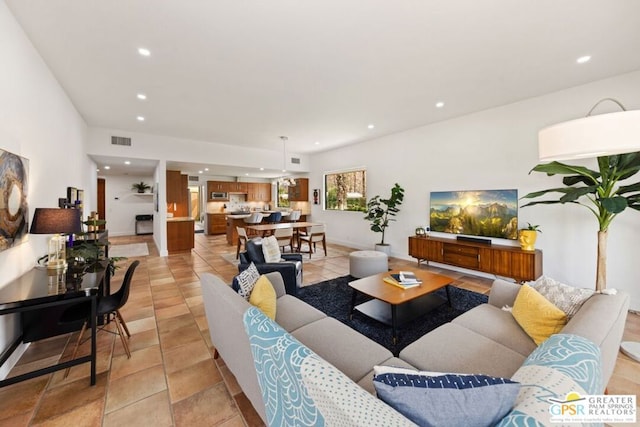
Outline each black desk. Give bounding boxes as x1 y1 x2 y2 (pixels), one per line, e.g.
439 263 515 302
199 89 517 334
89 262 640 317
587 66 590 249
0 265 105 387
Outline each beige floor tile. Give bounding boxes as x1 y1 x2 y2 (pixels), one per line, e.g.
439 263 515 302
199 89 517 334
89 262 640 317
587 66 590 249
32 398 104 427
103 390 173 427
105 365 167 413
167 358 222 403
172 383 238 426
110 344 163 381
163 340 213 374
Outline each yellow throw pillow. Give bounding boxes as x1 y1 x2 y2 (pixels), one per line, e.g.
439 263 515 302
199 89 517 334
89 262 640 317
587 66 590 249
512 284 567 345
249 275 277 320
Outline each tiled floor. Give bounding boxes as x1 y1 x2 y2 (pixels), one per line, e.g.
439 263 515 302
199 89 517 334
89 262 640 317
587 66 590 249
0 233 638 426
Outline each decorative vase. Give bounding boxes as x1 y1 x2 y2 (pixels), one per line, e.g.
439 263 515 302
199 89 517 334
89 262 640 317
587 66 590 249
374 244 391 255
518 230 537 251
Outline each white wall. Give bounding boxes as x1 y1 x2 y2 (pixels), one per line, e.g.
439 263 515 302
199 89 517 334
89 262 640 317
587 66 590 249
310 70 640 311
0 3 93 376
103 175 154 236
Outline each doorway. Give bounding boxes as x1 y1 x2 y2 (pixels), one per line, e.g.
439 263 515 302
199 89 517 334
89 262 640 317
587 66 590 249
189 185 204 233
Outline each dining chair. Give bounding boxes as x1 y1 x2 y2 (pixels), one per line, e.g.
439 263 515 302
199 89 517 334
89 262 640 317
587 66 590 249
243 212 264 236
236 226 249 259
288 210 301 222
298 224 327 258
61 260 140 377
274 227 294 252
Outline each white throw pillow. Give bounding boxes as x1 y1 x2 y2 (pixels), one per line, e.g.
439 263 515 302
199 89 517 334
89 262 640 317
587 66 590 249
529 276 594 319
261 235 281 263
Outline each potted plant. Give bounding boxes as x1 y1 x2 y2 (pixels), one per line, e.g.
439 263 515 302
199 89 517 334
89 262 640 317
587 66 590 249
521 153 640 291
364 183 405 254
518 223 542 251
131 181 151 193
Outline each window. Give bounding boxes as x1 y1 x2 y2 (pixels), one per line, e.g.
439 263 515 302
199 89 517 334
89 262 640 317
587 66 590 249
277 183 289 208
324 169 366 211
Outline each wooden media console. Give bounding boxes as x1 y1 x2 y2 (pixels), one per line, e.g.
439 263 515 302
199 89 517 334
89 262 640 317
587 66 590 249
408 235 542 282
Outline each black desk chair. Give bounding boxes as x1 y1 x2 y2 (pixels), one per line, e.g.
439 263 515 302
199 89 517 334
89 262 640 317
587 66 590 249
62 260 140 377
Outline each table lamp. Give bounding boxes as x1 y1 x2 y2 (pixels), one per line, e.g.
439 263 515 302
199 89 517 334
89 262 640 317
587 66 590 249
30 208 82 270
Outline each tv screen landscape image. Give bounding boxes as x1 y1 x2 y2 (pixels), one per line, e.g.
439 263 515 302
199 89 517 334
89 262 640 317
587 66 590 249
430 189 518 240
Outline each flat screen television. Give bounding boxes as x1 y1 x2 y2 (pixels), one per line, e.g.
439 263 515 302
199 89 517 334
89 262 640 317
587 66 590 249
429 189 518 240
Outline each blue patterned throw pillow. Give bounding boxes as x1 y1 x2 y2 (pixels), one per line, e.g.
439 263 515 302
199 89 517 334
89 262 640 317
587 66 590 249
373 372 520 427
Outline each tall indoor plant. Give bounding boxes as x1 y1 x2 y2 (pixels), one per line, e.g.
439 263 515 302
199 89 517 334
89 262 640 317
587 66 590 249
364 183 405 253
521 153 640 291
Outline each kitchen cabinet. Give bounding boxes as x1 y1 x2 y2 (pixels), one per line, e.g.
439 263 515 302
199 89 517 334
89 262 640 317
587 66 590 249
167 219 195 253
288 178 309 201
207 213 226 235
166 170 182 203
207 181 229 201
408 235 542 282
228 182 248 193
167 171 189 216
247 182 272 202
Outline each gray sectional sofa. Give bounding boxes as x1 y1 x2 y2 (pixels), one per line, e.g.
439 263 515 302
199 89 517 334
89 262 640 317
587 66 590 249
200 272 630 425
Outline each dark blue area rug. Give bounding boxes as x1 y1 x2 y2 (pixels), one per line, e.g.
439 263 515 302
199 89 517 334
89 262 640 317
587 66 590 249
297 275 488 354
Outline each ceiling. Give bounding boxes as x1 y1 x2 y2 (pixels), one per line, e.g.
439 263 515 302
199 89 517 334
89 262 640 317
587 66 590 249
7 1 640 177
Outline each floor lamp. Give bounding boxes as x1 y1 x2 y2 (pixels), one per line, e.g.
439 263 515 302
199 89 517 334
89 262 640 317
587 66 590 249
538 98 640 363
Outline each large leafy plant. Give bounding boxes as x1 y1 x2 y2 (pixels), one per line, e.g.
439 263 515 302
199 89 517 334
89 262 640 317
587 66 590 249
364 183 405 245
521 152 640 291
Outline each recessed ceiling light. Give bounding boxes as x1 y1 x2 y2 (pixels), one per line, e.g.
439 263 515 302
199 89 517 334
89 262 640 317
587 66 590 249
260 167 264 171
136 116 145 122
367 124 375 129
198 170 203 174
96 168 100 172
435 101 445 108
137 93 147 100
104 166 111 170
138 47 151 57
124 160 131 165
204 168 209 171
245 173 249 176
576 55 591 64
282 169 286 173
315 141 320 145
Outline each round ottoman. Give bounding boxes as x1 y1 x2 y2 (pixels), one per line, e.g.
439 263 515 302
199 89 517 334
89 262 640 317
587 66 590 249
349 250 389 278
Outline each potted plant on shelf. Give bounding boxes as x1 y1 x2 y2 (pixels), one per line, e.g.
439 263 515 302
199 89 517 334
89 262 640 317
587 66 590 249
364 183 405 254
521 153 640 291
131 181 151 193
518 223 541 251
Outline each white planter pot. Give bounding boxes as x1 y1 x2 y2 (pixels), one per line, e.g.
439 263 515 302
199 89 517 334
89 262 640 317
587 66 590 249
374 244 391 256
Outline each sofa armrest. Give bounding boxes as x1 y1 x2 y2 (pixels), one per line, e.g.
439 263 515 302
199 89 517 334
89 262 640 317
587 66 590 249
264 271 287 298
488 279 521 308
281 253 303 263
239 262 298 296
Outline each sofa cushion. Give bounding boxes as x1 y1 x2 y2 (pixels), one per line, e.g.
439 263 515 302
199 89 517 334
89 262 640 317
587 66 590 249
400 323 525 378
496 334 601 426
529 275 594 318
374 372 520 427
249 275 277 319
275 295 326 332
357 357 418 395
261 235 281 263
232 262 260 300
291 317 394 383
243 307 414 426
452 304 537 357
512 284 567 345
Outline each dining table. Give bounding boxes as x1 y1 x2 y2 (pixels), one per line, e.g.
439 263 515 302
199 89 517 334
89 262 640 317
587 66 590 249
245 221 322 249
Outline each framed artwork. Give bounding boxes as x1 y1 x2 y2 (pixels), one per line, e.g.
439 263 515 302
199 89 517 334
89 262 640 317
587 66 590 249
67 187 78 206
76 189 84 217
0 148 29 252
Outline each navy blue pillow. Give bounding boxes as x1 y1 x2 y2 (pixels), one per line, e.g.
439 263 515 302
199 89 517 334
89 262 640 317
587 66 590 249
246 240 265 264
373 373 520 427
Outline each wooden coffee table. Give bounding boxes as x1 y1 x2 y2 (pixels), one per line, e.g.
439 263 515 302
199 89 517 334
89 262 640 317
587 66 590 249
349 270 454 344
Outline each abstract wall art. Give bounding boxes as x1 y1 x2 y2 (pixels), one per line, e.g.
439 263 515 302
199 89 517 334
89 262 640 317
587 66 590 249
0 148 29 252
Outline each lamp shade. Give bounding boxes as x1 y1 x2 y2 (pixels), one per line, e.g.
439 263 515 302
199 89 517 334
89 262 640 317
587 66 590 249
538 110 640 161
30 208 82 235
